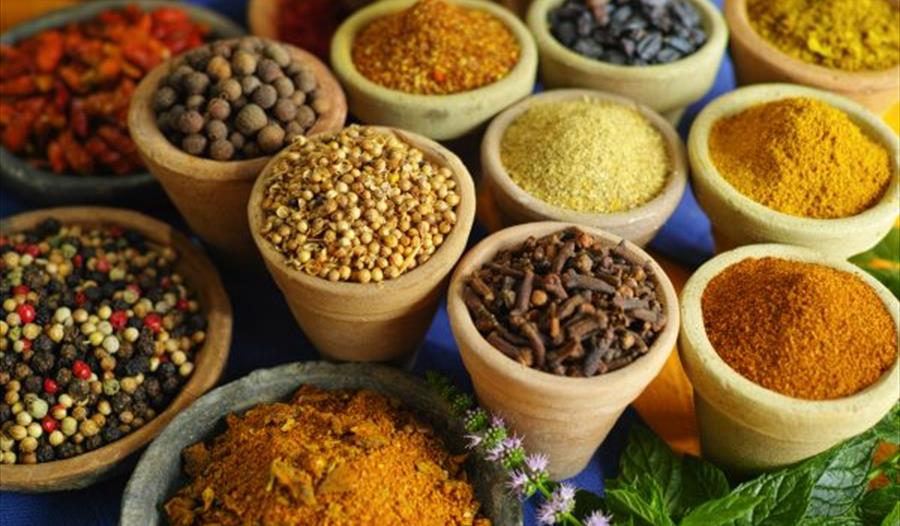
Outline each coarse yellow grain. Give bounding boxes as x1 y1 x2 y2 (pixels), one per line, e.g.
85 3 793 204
500 98 670 213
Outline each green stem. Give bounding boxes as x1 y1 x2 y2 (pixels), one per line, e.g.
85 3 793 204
532 479 584 526
868 451 900 482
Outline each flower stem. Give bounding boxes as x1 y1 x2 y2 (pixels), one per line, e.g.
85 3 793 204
532 479 583 526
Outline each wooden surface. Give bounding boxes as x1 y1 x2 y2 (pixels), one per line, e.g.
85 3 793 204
0 207 233 492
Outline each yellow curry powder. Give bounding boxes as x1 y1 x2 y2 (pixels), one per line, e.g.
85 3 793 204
352 0 520 95
747 0 900 71
708 97 893 219
165 386 488 526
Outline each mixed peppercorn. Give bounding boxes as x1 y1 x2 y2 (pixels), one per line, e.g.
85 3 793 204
153 37 325 160
0 6 211 176
0 218 207 464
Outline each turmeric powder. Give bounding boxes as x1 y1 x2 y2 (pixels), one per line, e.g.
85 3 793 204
165 386 489 526
708 97 893 219
747 0 900 72
701 257 898 400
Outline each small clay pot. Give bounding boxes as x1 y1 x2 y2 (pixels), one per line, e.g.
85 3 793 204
128 40 347 260
329 0 538 140
526 0 727 123
687 83 900 258
724 0 900 117
447 221 680 479
0 207 232 492
0 0 245 206
679 243 900 474
247 127 476 362
120 362 522 525
481 89 688 246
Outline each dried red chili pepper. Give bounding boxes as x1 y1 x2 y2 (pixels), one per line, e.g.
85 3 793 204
0 6 210 176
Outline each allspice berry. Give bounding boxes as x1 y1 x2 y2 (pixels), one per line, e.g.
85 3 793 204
231 49 258 76
257 58 283 83
235 104 268 135
206 55 232 80
273 98 298 122
206 119 228 141
215 78 242 102
252 84 278 109
182 134 207 155
152 86 177 112
273 77 295 98
177 110 205 134
210 139 235 161
207 98 231 121
240 75 262 96
183 72 210 95
257 124 285 153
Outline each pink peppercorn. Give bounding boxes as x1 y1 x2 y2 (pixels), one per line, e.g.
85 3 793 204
17 304 35 324
72 360 91 380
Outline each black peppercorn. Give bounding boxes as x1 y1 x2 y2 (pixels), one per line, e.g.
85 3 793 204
37 444 55 462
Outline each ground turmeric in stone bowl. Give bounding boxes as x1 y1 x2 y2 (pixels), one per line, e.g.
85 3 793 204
164 385 490 526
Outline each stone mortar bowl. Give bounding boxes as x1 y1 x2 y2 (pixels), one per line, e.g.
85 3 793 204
120 361 522 525
0 0 245 206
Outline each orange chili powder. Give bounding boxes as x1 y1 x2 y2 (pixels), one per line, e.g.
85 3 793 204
701 257 898 400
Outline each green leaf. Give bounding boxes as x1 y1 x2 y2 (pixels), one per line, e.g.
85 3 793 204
607 476 675 526
722 469 814 526
572 489 607 520
799 516 864 526
872 403 900 445
860 485 900 525
679 495 763 526
851 223 900 299
680 455 731 512
619 425 683 514
881 503 900 526
804 434 878 518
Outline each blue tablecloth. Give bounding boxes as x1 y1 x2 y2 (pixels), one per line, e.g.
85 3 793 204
0 1 729 523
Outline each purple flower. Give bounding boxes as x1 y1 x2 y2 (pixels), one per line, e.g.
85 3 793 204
584 510 612 526
525 453 549 474
506 469 530 496
536 483 576 525
556 483 576 503
490 414 506 428
464 433 483 449
485 442 506 462
501 435 523 451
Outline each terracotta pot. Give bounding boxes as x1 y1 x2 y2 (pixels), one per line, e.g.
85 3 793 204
687 83 900 258
247 127 476 362
447 222 680 478
724 0 900 117
329 0 538 140
0 207 232 492
129 39 347 260
679 243 900 474
481 89 688 246
526 0 727 124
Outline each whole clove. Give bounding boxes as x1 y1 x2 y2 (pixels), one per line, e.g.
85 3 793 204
463 228 667 378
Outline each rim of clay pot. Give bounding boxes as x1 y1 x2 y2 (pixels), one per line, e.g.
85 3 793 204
526 0 727 81
246 0 278 41
0 207 232 492
481 89 687 238
688 83 900 238
724 0 900 93
128 37 348 184
0 0 245 204
247 126 476 311
679 243 900 430
447 221 680 398
329 0 538 105
120 361 522 525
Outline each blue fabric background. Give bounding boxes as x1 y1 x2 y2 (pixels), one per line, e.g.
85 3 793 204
0 0 729 522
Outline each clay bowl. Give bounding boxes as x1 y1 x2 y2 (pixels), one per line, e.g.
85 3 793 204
120 362 521 525
526 0 727 124
481 89 688 247
680 243 900 474
687 83 900 258
0 0 244 207
247 126 476 362
330 0 538 141
447 221 680 479
0 207 232 492
128 39 347 261
724 0 900 117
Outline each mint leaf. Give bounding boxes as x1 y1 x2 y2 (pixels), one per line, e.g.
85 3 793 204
723 469 814 526
799 516 864 526
607 475 675 526
851 225 900 299
880 503 900 526
680 495 763 526
680 455 731 512
572 489 606 520
860 485 900 525
872 403 900 445
619 425 683 513
804 434 878 518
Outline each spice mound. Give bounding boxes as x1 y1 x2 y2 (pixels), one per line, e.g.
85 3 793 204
708 97 893 219
259 125 460 283
154 37 326 160
464 228 667 377
0 6 210 176
702 257 898 400
351 0 520 95
500 98 670 213
747 0 900 72
549 0 708 66
164 385 489 526
0 218 207 465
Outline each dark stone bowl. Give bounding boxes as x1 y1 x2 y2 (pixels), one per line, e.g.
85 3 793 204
121 362 523 526
0 0 244 206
